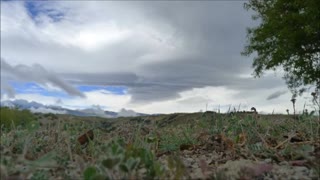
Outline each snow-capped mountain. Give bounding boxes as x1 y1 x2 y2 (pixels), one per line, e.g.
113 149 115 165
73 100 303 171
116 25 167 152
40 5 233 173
78 105 115 118
0 99 145 118
1 99 43 109
0 101 15 108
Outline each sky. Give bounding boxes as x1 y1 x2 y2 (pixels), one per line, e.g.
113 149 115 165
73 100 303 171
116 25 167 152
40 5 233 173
0 1 317 114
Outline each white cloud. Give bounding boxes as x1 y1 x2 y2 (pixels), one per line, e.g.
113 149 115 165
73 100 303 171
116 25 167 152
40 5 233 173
1 1 180 73
128 86 316 114
30 107 67 114
117 108 138 117
0 86 316 115
1 1 316 114
1 89 131 111
72 23 131 51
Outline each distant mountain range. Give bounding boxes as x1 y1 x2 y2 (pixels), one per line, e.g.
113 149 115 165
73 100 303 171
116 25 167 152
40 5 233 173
0 99 147 118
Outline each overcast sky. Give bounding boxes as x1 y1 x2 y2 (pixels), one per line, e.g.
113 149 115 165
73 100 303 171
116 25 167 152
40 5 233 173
0 1 316 114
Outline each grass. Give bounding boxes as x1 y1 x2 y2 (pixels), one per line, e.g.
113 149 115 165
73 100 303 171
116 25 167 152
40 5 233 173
0 107 37 131
0 108 319 179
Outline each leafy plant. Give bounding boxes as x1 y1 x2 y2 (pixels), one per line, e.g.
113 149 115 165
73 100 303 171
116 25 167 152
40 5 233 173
0 107 36 131
0 110 319 179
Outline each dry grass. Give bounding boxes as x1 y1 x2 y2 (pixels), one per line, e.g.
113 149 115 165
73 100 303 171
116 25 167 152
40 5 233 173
1 110 319 179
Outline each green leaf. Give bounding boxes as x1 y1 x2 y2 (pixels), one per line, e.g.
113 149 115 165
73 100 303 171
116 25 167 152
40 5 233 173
146 136 157 143
119 164 129 173
167 156 174 170
27 151 57 168
26 121 40 132
242 0 320 92
154 162 164 176
84 166 97 180
126 157 139 170
111 143 119 155
91 174 108 180
102 158 120 169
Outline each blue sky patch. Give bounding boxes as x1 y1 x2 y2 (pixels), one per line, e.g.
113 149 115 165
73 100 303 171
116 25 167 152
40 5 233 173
9 81 70 98
77 85 127 95
9 81 127 98
24 1 64 23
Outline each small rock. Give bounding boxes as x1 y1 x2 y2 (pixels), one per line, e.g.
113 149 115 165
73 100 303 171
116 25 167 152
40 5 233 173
279 161 289 166
138 168 147 174
264 158 272 163
293 166 309 173
183 150 193 155
192 163 199 169
185 157 195 163
199 154 207 160
190 168 204 179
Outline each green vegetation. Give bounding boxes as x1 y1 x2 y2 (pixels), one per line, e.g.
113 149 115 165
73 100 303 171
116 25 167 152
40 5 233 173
0 107 37 131
0 110 319 179
242 0 320 93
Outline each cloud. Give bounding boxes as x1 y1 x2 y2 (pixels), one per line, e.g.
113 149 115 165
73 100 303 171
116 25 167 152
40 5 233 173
266 90 287 100
0 85 312 115
0 81 16 98
0 90 131 112
1 1 304 114
0 58 85 98
29 107 67 114
117 108 138 117
55 98 63 104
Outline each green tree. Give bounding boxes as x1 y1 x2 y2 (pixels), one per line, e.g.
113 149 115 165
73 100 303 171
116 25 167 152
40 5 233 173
242 0 320 94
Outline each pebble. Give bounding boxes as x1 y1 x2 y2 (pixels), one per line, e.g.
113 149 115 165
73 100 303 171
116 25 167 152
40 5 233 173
183 150 193 155
279 161 289 166
199 154 207 160
190 168 204 179
184 158 195 168
185 157 195 165
294 166 308 172
264 158 272 163
191 163 199 169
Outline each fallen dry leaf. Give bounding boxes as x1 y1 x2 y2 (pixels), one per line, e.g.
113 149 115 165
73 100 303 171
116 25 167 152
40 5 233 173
238 132 247 146
289 160 308 166
77 130 94 146
179 144 194 151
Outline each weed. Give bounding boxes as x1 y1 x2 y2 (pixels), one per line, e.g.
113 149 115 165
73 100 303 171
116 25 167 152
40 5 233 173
0 109 319 179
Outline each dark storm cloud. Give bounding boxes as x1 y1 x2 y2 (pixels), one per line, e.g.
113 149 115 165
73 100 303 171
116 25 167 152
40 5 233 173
1 1 287 104
124 1 278 102
0 58 85 98
60 1 279 103
0 82 16 98
267 90 288 100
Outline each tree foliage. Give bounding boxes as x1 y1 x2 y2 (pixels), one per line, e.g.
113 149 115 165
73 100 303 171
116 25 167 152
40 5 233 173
0 107 36 131
242 0 320 93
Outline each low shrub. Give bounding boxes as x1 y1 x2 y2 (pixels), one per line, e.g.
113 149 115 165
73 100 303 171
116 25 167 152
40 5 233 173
0 107 36 131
